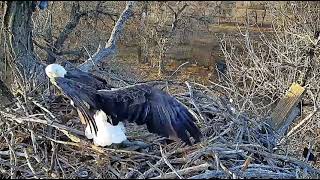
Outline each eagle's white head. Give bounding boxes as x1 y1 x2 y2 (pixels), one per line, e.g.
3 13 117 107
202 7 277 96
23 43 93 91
45 64 67 78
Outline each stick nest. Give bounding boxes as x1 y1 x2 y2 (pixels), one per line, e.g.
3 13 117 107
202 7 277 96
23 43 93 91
0 82 319 179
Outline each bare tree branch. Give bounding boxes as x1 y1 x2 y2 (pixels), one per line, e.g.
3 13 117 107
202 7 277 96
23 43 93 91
53 2 86 51
166 2 188 34
78 1 136 72
46 2 87 63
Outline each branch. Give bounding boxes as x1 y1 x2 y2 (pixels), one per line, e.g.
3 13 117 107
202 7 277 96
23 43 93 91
0 110 85 136
96 9 119 23
43 2 88 63
177 4 188 17
53 2 86 51
151 163 210 179
166 2 188 36
78 1 136 72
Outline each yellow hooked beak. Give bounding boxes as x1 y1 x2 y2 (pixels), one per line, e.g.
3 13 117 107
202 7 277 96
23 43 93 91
47 74 58 86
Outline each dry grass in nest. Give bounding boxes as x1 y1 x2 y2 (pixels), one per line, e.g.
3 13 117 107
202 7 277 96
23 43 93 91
0 82 320 179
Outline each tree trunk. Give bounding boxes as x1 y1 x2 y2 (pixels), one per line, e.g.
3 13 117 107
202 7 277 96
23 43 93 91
2 1 46 95
45 11 55 64
137 2 148 64
138 45 142 63
158 48 165 76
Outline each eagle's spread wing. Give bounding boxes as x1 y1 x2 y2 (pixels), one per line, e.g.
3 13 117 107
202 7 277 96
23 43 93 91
97 84 203 145
53 77 202 145
64 67 113 90
54 77 99 134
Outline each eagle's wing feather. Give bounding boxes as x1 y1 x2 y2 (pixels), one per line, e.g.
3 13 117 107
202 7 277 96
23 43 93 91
97 84 202 145
64 67 113 90
54 77 99 134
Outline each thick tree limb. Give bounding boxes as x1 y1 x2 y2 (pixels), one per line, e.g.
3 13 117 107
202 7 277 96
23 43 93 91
166 3 188 33
34 40 84 58
47 2 87 63
78 1 136 72
53 2 87 51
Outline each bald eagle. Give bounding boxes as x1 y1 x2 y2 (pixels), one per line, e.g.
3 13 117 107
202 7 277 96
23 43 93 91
45 64 203 146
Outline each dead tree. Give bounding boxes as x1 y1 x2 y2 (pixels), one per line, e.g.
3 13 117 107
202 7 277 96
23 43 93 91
1 1 136 96
151 2 188 76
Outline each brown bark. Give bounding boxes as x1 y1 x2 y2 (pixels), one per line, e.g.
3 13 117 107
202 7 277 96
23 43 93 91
2 1 46 95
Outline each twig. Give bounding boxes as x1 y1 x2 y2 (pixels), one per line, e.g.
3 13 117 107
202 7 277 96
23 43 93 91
3 132 17 179
185 81 206 123
42 132 162 159
151 163 211 179
137 159 164 179
168 61 189 79
208 122 234 143
188 168 295 179
29 129 41 163
83 45 94 64
159 145 183 179
241 153 253 171
284 107 318 138
188 170 226 179
56 154 66 178
214 152 220 171
304 140 315 163
0 151 26 157
49 141 58 173
214 152 237 179
31 100 59 121
240 146 320 175
23 148 39 179
1 110 84 136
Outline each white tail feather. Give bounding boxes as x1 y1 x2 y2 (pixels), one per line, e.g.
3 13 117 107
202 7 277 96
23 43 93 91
90 110 127 146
